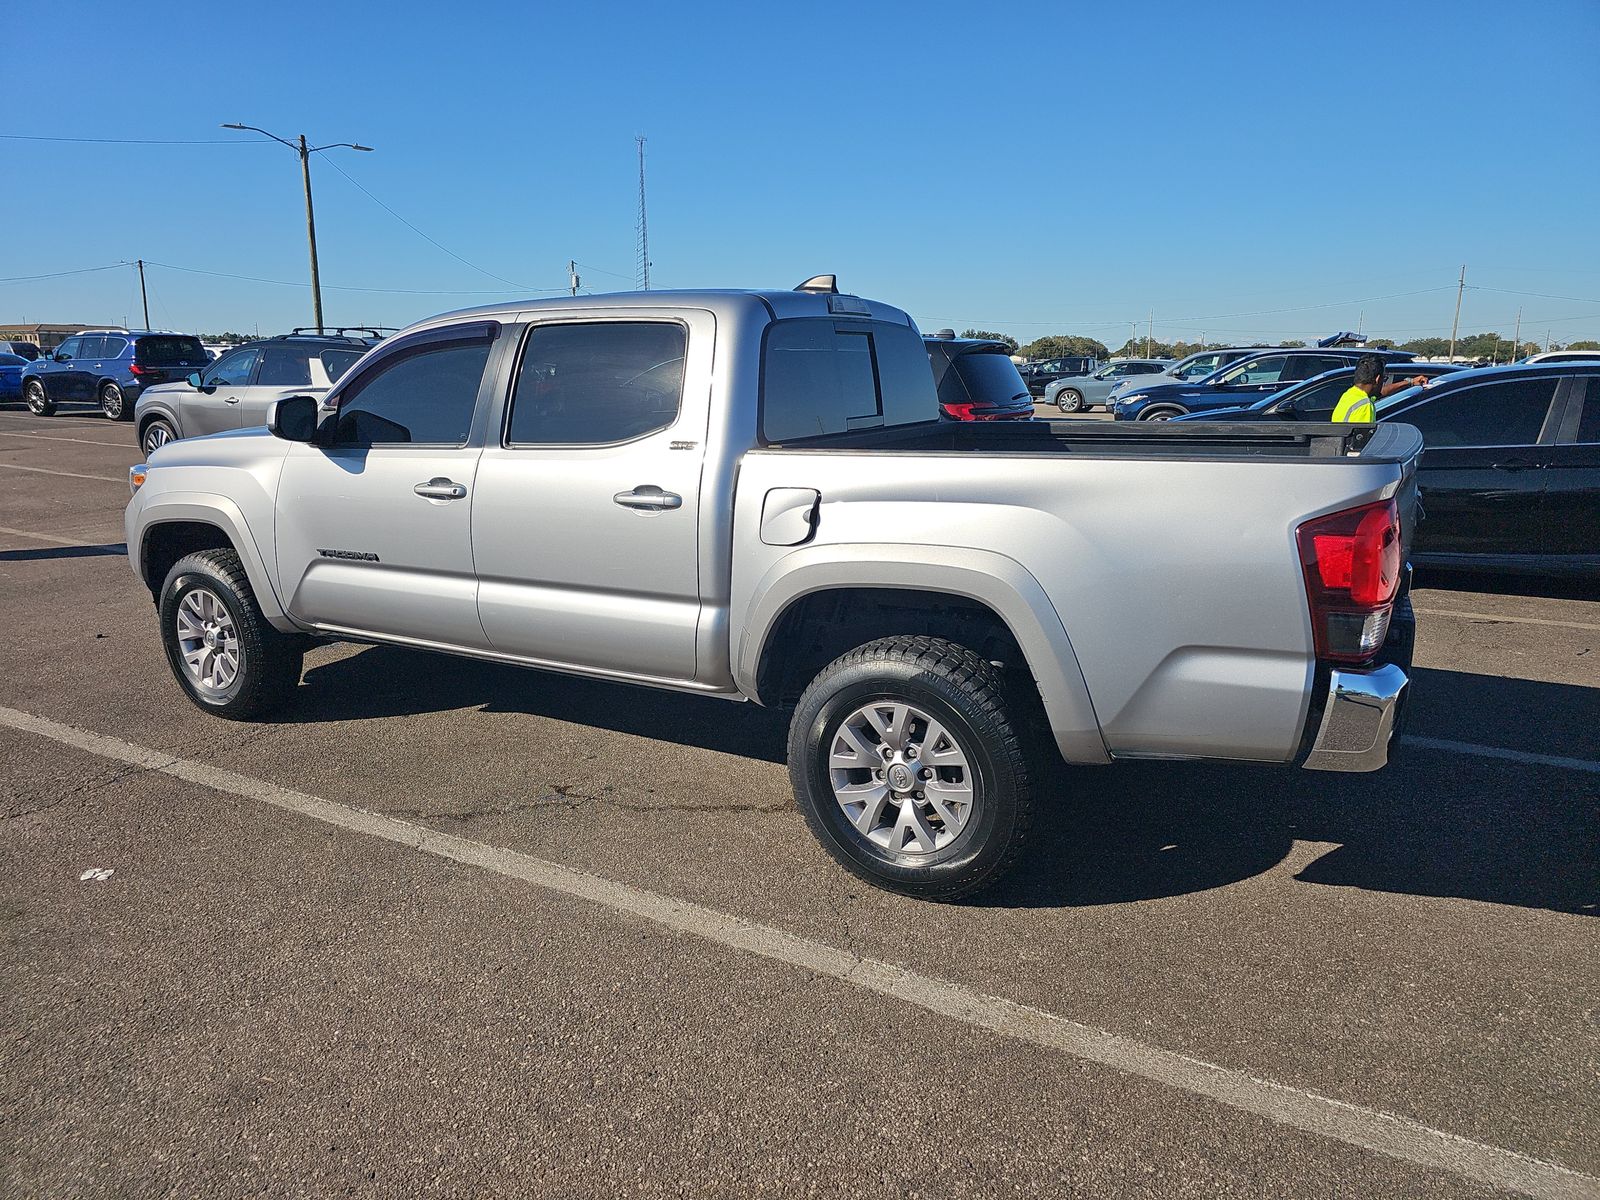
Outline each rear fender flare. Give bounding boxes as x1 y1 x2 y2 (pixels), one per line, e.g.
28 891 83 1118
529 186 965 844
738 543 1109 764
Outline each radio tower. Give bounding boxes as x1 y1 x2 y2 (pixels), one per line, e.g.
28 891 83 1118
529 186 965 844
635 135 650 291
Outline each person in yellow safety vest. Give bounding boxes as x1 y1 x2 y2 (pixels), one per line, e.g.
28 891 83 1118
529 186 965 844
1332 354 1429 422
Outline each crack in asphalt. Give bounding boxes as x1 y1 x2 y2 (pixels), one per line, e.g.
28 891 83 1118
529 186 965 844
392 782 792 823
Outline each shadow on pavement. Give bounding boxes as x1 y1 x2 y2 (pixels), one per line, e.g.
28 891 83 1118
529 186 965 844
1415 566 1600 602
296 647 1597 917
0 543 126 562
298 643 790 764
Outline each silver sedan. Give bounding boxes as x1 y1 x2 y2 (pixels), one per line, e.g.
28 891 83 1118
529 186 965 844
1043 359 1173 412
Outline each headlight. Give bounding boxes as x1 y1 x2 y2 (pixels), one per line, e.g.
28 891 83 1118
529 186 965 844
1123 394 1147 405
129 464 147 496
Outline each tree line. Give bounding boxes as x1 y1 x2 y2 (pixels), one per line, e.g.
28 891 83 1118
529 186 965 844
961 328 1597 362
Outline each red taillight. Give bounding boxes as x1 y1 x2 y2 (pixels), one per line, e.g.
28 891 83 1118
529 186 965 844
129 363 151 376
942 402 977 421
1297 498 1401 662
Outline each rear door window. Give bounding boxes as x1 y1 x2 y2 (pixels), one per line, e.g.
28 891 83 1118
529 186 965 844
1385 378 1559 447
1570 378 1600 443
136 336 208 366
506 321 686 446
100 336 128 359
78 337 106 359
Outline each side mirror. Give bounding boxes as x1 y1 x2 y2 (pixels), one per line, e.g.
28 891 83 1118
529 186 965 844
53 352 69 363
186 372 203 389
267 395 322 442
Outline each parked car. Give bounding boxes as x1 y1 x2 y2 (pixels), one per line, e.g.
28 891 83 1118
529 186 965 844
1371 363 1599 574
1 339 42 360
1106 346 1269 402
126 280 1422 899
21 330 209 421
1168 362 1466 424
0 352 29 402
1018 355 1098 396
134 330 379 456
1111 348 1419 421
1043 359 1174 413
925 334 1034 421
1519 350 1600 365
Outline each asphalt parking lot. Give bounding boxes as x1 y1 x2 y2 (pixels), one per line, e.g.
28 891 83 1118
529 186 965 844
2 404 1597 1198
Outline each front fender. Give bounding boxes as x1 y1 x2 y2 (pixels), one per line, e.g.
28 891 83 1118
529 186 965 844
736 543 1110 764
126 491 297 632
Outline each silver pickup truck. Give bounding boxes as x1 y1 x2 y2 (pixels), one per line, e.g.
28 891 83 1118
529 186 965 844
125 278 1421 899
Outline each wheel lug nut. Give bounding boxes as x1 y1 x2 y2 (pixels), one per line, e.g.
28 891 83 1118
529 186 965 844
920 768 933 780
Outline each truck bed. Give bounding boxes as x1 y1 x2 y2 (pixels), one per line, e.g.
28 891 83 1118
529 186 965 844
772 418 1419 463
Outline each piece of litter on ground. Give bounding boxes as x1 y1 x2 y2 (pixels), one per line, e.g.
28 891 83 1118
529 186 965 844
78 867 114 882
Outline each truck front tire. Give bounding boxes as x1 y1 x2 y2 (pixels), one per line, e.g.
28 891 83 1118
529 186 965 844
788 636 1034 901
158 549 304 720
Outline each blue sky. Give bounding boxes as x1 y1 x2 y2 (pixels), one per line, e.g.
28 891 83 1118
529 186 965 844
4 0 1597 346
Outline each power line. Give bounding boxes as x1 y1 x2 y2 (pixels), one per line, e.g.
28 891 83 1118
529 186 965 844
0 264 126 284
1468 285 1600 305
576 261 635 281
319 157 540 291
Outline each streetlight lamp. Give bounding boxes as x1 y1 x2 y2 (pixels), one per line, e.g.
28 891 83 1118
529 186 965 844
221 122 373 333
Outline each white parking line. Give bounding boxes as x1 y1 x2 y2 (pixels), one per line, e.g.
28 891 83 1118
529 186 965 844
0 462 124 484
1415 607 1600 634
0 704 1593 1200
0 525 125 551
0 429 137 449
1401 736 1600 775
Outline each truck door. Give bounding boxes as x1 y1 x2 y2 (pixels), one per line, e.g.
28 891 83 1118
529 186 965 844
470 310 712 682
274 322 499 649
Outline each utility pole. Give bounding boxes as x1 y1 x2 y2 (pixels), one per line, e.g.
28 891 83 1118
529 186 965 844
1146 312 1153 358
568 260 580 297
635 135 650 291
1546 330 1552 352
1447 264 1465 362
136 259 150 329
1512 308 1522 360
221 123 372 334
1129 321 1137 356
1199 331 1206 350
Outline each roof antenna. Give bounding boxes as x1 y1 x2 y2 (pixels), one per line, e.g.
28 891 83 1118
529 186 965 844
794 274 838 294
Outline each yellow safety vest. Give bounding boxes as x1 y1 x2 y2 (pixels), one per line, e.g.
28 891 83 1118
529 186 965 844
1332 385 1376 423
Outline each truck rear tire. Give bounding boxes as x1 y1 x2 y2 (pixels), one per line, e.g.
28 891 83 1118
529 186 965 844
158 548 304 720
788 636 1034 901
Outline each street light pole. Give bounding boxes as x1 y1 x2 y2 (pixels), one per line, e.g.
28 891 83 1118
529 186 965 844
221 123 373 334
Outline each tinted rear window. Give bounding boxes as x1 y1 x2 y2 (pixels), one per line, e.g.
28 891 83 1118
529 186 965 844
948 350 1029 408
135 336 207 366
762 318 934 441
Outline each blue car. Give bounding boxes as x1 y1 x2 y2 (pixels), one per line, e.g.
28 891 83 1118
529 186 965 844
1110 348 1419 421
0 352 28 402
21 328 209 421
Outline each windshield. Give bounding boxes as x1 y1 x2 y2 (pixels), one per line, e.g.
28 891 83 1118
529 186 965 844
135 335 207 366
950 350 1029 405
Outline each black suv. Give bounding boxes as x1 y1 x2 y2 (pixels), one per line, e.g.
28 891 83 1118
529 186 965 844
925 335 1034 421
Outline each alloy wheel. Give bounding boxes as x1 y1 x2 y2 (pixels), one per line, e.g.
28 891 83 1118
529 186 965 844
175 587 241 692
827 700 978 857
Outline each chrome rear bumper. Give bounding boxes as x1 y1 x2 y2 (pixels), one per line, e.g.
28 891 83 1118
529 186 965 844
1302 663 1409 773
